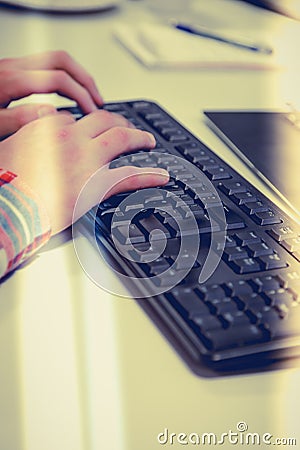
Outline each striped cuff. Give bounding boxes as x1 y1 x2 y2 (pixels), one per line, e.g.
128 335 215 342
0 169 51 279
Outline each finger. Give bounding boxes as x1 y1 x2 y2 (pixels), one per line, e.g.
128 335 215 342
0 70 98 113
72 165 169 222
51 51 103 106
31 110 76 127
102 166 170 200
0 103 57 137
91 127 156 164
75 109 134 138
4 50 103 107
9 110 75 138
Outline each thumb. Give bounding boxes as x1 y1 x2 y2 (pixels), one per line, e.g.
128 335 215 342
72 165 170 224
0 103 57 138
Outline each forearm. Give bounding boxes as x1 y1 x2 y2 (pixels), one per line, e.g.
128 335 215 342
0 168 51 279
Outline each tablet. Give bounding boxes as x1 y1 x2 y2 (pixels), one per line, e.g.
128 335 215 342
204 110 300 216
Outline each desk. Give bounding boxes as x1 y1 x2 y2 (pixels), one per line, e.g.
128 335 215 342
0 1 300 449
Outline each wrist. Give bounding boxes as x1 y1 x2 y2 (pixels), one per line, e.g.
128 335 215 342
0 168 51 277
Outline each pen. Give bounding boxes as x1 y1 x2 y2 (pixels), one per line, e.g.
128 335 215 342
173 22 273 55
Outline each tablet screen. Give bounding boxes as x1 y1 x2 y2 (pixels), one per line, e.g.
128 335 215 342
204 110 300 215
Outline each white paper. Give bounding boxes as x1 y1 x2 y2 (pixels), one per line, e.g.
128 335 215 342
114 23 277 70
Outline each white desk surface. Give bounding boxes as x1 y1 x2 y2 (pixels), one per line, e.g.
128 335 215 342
1 1 300 449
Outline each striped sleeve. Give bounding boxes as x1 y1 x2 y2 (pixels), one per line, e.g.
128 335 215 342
0 168 51 279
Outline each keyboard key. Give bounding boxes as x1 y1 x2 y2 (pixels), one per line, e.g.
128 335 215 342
268 225 298 242
249 275 281 293
187 153 210 165
231 191 257 205
186 204 206 221
240 294 268 319
241 200 269 215
148 258 172 276
262 309 300 339
223 280 254 297
204 166 231 181
252 209 282 226
95 207 115 230
170 194 195 208
210 205 245 230
258 253 288 270
151 267 189 287
176 142 207 152
234 230 261 246
155 209 180 226
218 180 247 196
152 120 174 131
162 129 189 142
258 308 280 329
163 163 185 173
169 288 210 317
112 224 146 245
163 186 185 198
168 219 199 237
286 283 300 299
204 325 265 351
224 234 238 247
143 193 165 206
196 158 219 171
228 257 261 274
197 195 222 211
196 284 226 301
280 236 300 253
104 103 129 113
211 298 239 316
221 310 251 328
109 157 132 169
143 112 164 121
263 289 295 309
250 307 274 326
128 244 161 263
223 208 246 230
223 246 249 261
173 254 200 271
138 215 171 240
276 271 300 294
246 242 274 257
192 314 223 332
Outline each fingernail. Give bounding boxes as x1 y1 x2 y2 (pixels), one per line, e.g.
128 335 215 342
84 104 97 114
146 132 156 146
156 169 169 179
38 105 56 118
96 93 104 105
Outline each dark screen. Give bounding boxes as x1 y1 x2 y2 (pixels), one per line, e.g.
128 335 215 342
205 110 300 215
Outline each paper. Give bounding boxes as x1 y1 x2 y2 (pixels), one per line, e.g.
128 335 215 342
114 22 276 70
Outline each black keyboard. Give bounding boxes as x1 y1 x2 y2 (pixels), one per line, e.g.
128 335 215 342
66 101 300 374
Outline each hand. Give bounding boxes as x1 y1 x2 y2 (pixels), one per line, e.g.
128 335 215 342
0 110 169 235
0 50 103 138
